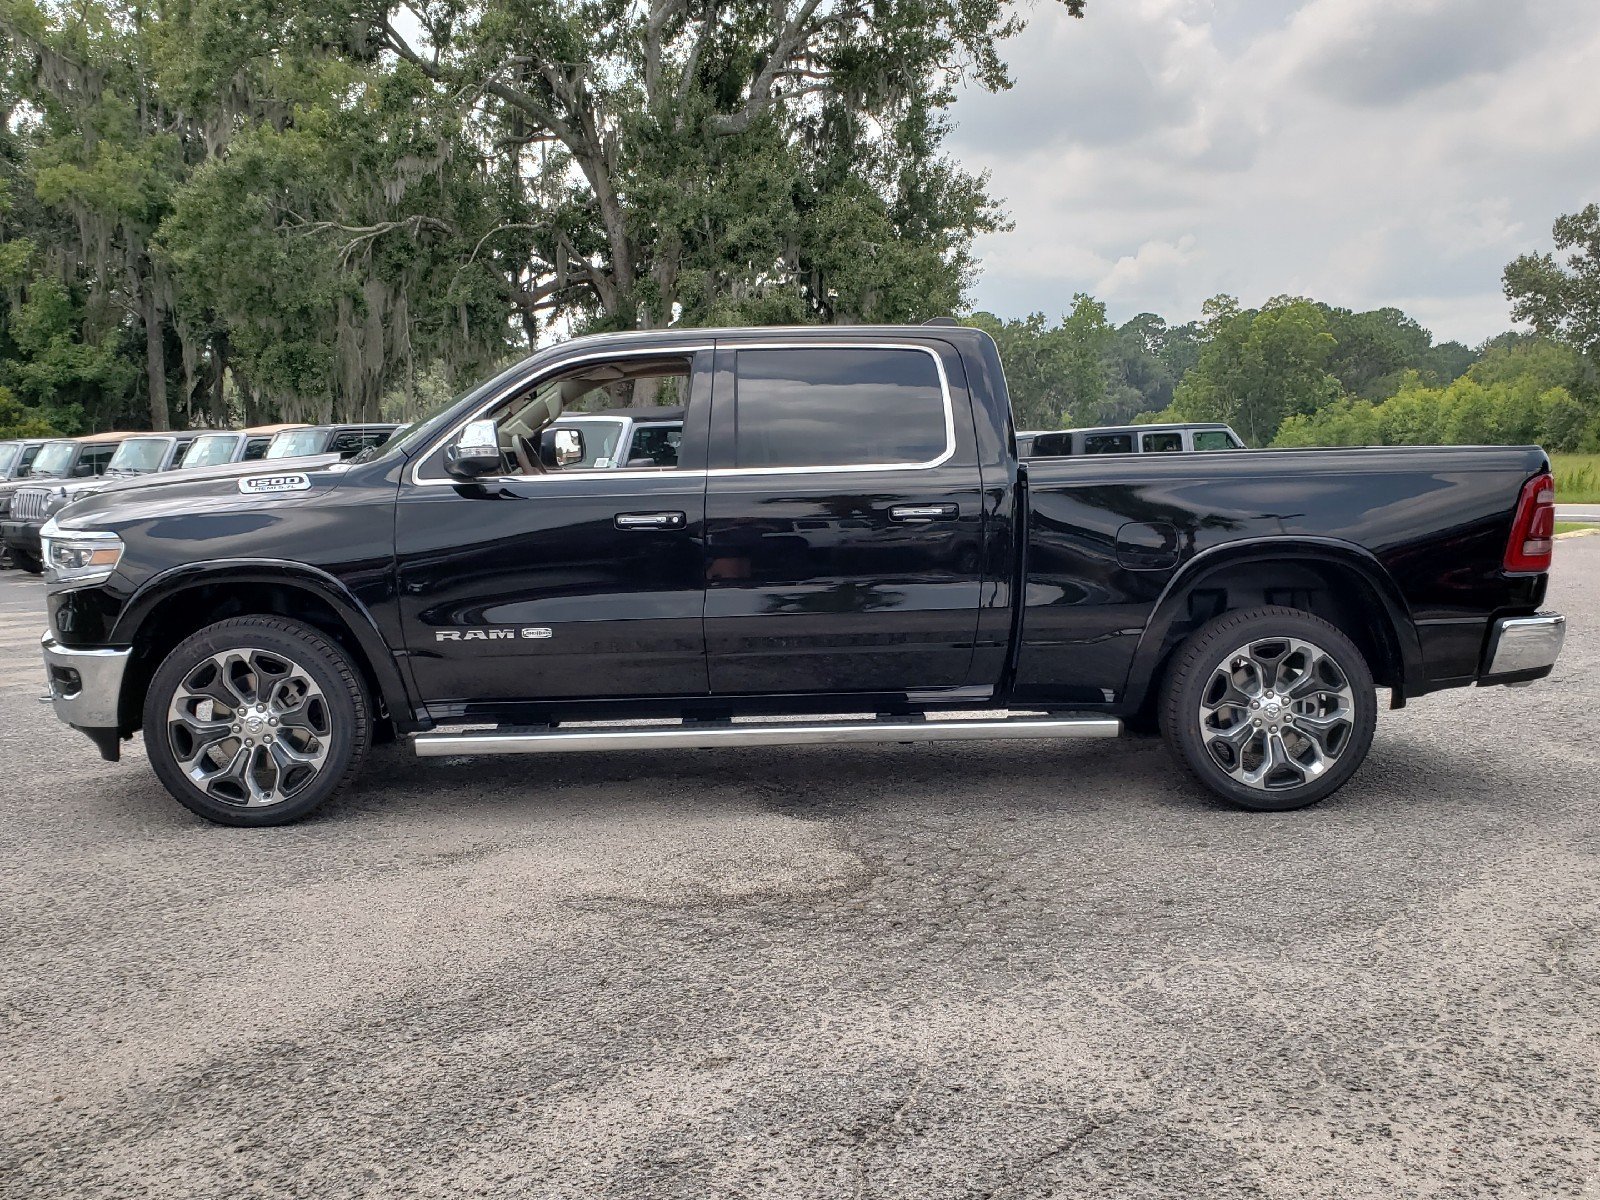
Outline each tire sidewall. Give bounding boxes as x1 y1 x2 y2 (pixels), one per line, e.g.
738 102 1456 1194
143 618 368 827
1163 609 1378 812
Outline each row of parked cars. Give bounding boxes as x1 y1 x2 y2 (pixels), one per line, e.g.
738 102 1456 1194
0 422 398 571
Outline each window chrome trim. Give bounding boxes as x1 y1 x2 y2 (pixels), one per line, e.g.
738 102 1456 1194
407 339 957 486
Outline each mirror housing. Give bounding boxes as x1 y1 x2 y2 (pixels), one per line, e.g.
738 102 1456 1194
537 426 586 469
444 419 503 479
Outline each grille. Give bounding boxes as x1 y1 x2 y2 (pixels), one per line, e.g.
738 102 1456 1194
10 487 49 522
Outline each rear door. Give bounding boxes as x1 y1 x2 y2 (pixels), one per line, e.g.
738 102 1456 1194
702 340 986 695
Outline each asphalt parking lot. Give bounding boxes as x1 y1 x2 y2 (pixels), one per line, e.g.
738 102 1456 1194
2 545 1597 1200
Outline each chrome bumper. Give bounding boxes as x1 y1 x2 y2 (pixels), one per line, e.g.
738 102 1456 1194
1482 614 1565 683
41 632 130 729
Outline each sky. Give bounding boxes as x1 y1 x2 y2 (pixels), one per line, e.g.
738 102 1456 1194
947 0 1600 346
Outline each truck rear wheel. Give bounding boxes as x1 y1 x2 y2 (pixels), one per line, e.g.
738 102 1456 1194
1159 606 1377 812
143 616 371 826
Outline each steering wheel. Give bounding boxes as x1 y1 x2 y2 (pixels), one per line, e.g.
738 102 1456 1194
514 434 546 475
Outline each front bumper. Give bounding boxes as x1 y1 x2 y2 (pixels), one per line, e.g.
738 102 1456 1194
41 632 130 759
1480 613 1565 686
2 518 40 554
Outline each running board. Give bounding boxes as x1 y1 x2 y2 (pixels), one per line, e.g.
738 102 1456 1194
412 715 1122 757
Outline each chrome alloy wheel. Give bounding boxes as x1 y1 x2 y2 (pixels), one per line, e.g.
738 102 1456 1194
1196 636 1356 792
166 647 333 808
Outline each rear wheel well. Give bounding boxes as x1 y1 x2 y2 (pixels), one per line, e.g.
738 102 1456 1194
120 581 392 740
1129 558 1404 732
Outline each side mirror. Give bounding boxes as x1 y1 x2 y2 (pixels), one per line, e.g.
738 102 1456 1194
444 418 503 479
538 426 586 469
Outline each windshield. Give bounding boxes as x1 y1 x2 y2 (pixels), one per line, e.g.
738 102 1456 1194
0 444 17 475
107 437 171 473
30 442 76 476
264 430 328 459
553 419 626 467
181 434 239 467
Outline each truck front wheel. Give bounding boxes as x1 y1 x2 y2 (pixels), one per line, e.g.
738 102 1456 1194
143 616 372 826
1159 606 1377 812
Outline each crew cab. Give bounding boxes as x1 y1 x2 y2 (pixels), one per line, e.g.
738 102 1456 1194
38 326 1565 826
4 432 198 573
263 423 400 461
1 432 144 572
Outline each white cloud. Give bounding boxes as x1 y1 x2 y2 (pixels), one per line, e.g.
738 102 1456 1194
950 0 1600 343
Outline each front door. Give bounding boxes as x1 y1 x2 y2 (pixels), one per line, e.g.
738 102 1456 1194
395 348 713 712
702 341 987 696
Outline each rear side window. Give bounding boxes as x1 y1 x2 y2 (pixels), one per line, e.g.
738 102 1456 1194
1082 433 1134 455
732 347 948 469
1192 430 1239 451
1142 431 1183 453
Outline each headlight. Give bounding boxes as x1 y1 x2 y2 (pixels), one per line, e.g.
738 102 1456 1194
40 521 123 587
0 493 10 517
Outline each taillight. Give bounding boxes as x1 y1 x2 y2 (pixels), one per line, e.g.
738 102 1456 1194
1504 471 1555 573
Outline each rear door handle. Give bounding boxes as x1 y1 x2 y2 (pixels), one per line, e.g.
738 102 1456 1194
889 504 959 523
614 510 687 530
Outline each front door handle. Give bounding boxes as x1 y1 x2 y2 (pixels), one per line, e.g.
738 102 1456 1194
614 510 687 530
889 503 959 523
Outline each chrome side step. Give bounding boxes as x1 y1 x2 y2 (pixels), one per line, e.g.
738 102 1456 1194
412 715 1122 757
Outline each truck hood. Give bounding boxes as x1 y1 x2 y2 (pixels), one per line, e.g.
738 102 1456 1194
53 455 353 533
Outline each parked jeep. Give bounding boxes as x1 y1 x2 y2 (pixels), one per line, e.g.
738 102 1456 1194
1017 422 1246 457
178 425 309 469
1 432 146 572
3 432 198 573
263 424 399 461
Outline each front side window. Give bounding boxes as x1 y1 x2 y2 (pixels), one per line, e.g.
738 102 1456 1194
243 436 272 460
479 356 692 477
182 434 239 467
1192 430 1241 451
107 437 172 473
1142 431 1183 453
1082 433 1134 455
17 444 41 475
732 347 948 470
30 442 76 476
265 430 329 459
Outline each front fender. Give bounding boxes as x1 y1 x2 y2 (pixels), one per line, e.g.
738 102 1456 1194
110 558 421 731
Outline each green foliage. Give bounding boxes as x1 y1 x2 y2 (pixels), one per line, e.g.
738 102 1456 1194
1504 204 1600 359
1553 454 1600 504
1272 340 1600 452
1152 296 1342 446
0 383 61 437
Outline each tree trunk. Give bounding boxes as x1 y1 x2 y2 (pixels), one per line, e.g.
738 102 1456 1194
143 286 170 431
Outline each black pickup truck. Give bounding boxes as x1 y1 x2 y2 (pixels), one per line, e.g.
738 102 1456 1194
39 325 1564 826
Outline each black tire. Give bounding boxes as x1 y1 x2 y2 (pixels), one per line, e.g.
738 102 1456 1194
12 548 42 574
143 616 371 826
1159 606 1377 812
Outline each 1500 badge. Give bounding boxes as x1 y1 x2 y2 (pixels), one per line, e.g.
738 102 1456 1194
238 473 312 494
436 627 554 641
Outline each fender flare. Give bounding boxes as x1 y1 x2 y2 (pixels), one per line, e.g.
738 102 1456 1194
111 558 421 730
1119 536 1424 709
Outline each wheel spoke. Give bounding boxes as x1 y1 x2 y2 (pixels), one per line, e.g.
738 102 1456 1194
166 645 333 809
1199 632 1359 793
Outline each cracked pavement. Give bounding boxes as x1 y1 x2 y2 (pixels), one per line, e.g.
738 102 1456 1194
1 541 1597 1198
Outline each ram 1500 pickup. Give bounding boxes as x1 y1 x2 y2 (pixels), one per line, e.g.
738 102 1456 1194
38 325 1565 826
